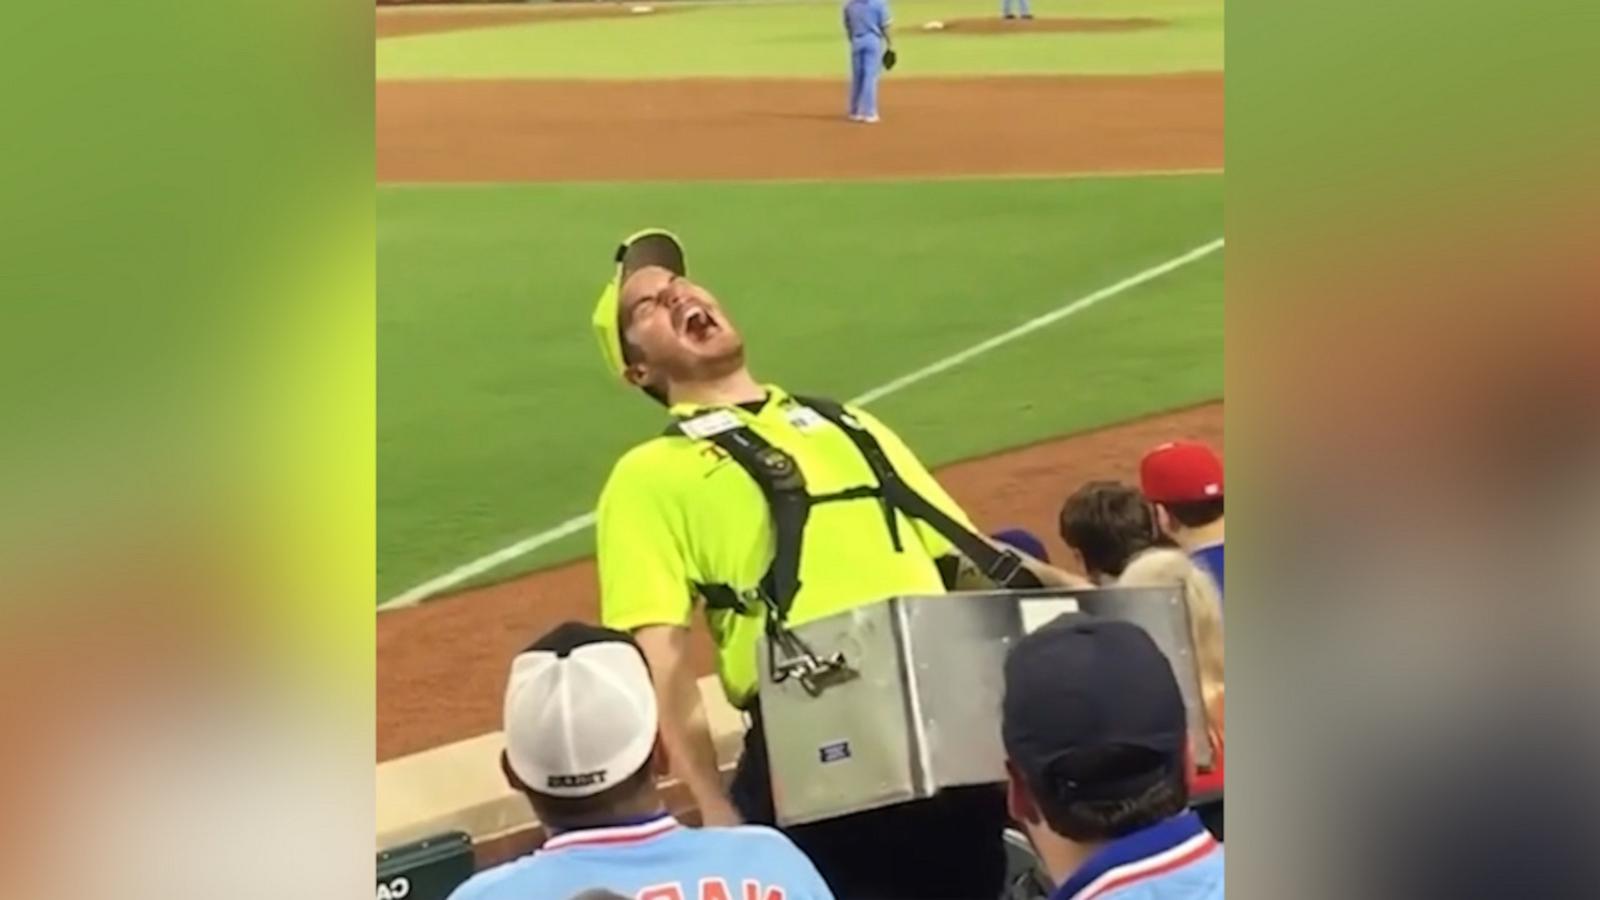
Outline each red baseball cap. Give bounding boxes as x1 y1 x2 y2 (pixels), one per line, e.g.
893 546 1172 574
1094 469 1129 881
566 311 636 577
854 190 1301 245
1139 440 1224 504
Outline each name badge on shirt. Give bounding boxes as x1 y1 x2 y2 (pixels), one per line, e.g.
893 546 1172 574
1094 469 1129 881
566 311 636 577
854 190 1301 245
786 405 827 432
679 410 743 439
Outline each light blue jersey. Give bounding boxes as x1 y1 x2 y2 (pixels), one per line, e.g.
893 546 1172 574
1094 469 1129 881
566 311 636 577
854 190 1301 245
1048 812 1224 900
842 0 888 45
447 814 836 900
842 0 891 120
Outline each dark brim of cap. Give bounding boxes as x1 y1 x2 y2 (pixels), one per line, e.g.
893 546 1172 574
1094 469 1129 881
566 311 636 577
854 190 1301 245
617 232 686 284
1036 744 1184 804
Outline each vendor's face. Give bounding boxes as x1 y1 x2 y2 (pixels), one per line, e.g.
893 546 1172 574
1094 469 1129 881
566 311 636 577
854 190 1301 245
618 266 745 388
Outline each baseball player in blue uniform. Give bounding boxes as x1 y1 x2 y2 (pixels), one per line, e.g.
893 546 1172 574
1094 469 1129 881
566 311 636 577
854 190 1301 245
1002 0 1033 20
447 623 835 900
842 0 892 122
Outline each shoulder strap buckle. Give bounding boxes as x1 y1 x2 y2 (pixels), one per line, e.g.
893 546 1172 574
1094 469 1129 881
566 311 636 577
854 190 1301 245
983 549 1027 586
765 613 856 697
668 411 811 624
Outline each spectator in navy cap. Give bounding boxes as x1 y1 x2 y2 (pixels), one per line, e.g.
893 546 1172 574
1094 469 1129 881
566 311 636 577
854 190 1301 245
1002 616 1224 900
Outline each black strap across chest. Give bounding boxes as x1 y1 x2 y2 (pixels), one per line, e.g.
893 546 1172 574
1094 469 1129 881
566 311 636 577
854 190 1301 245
664 395 1039 625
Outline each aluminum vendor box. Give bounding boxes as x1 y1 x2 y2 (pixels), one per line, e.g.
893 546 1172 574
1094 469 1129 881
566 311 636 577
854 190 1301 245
756 587 1206 826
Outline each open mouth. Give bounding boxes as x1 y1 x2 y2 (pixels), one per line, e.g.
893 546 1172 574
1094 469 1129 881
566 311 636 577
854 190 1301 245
678 306 719 342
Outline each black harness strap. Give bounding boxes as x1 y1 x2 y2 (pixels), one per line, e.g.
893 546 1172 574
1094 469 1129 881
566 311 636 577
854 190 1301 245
663 394 1040 625
795 396 1042 589
711 427 809 621
808 485 883 504
664 417 811 623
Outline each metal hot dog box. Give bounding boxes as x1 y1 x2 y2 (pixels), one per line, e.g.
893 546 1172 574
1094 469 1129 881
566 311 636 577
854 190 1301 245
755 587 1210 826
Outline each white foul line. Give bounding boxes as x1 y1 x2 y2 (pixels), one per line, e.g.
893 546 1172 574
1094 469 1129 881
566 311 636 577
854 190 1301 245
379 236 1224 610
849 238 1225 407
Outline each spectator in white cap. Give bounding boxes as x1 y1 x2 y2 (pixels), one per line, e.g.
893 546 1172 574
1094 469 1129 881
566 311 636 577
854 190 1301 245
448 622 836 900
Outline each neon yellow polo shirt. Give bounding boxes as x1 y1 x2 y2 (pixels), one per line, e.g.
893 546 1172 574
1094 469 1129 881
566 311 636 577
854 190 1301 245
596 385 974 706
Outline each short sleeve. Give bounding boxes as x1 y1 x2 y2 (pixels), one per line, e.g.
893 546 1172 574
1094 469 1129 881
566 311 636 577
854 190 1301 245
849 407 974 559
875 0 891 26
596 445 696 631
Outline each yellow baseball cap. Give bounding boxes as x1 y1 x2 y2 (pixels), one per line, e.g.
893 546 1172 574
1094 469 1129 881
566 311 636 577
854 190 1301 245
592 229 688 378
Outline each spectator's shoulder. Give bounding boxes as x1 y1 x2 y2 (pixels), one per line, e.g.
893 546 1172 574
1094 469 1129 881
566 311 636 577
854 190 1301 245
719 824 812 857
1118 547 1195 585
1092 846 1225 900
444 857 533 900
724 823 792 842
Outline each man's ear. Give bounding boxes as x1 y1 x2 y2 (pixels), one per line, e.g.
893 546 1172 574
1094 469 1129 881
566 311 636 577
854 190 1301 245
1153 503 1174 539
1005 759 1043 826
501 750 528 793
624 361 652 389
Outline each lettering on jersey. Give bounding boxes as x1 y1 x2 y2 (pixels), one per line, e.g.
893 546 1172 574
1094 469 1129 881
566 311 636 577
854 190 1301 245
548 769 607 790
819 740 852 764
633 881 785 900
743 881 786 900
375 876 410 900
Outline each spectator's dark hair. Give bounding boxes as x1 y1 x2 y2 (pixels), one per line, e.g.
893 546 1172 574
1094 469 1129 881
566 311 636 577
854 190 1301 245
517 761 657 831
1031 749 1190 843
1058 481 1161 578
1159 498 1225 529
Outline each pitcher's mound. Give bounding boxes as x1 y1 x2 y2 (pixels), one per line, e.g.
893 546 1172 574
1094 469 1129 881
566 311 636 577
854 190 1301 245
933 17 1167 35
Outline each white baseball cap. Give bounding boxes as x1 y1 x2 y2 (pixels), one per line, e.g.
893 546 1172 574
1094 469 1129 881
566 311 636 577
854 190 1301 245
503 624 660 798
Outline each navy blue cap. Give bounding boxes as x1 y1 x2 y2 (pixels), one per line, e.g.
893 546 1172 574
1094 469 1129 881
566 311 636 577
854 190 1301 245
1002 615 1186 803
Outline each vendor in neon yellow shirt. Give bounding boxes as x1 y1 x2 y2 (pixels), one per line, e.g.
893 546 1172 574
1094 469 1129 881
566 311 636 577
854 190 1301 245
589 230 1075 897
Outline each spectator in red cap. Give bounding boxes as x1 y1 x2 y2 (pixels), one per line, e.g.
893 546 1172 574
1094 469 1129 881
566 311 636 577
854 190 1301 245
1139 441 1225 597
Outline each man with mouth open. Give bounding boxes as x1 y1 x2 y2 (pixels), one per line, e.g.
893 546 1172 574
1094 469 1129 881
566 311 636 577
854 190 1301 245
588 229 1078 899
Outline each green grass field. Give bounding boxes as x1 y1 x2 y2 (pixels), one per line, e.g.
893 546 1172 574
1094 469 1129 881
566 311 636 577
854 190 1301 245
377 0 1224 80
377 0 1223 604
